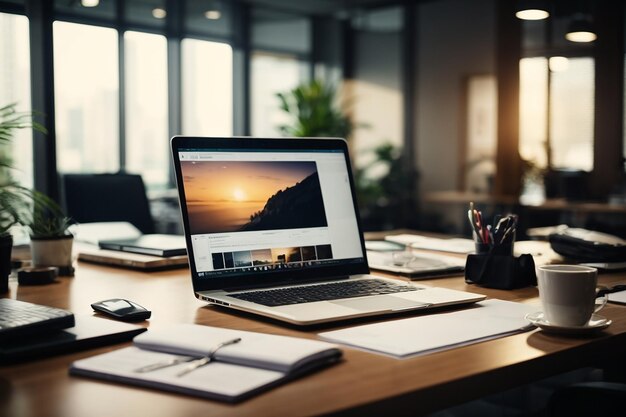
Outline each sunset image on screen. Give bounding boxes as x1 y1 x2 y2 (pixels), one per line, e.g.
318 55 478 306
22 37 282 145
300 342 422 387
181 161 328 234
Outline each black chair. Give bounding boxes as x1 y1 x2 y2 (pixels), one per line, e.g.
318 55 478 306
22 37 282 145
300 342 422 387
61 173 155 234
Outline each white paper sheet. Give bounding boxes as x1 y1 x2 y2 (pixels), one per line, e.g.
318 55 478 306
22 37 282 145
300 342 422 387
608 290 626 305
384 234 475 254
319 299 539 358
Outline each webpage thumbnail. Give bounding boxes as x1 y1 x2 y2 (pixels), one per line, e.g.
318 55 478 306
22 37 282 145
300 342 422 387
208 244 334 274
181 161 328 235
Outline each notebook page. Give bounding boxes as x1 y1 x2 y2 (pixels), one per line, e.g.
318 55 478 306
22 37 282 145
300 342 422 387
133 324 340 373
70 347 284 401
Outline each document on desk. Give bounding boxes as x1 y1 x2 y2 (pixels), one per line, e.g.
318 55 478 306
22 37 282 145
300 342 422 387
608 290 626 305
384 234 475 254
319 299 538 358
70 324 342 403
367 250 465 279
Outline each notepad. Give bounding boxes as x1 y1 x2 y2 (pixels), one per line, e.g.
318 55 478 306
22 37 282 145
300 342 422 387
99 234 187 257
319 299 538 358
77 247 188 271
366 250 465 279
70 324 342 402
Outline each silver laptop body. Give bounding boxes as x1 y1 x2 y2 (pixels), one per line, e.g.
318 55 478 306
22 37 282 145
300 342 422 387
171 136 485 325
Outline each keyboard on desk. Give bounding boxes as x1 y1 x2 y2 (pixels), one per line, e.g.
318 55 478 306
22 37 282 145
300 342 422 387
0 298 75 342
229 279 422 307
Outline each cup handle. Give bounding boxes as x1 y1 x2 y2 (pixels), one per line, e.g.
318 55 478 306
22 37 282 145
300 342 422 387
595 286 609 313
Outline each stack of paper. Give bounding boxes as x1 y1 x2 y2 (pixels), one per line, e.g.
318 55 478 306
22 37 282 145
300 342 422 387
385 234 475 254
319 299 538 358
70 324 342 402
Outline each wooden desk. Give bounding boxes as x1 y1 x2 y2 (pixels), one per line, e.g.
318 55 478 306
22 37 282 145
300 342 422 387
2 260 626 417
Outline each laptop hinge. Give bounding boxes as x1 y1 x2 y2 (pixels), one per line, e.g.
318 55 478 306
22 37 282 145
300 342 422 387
222 275 351 293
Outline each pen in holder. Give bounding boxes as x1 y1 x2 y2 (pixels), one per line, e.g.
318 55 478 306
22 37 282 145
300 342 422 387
469 204 517 255
465 204 535 290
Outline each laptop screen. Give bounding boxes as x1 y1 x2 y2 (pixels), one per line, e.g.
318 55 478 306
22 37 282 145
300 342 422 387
171 137 369 292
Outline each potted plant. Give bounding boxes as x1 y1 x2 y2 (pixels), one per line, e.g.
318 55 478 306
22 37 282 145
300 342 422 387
0 103 46 292
28 200 74 275
353 142 413 230
276 79 357 139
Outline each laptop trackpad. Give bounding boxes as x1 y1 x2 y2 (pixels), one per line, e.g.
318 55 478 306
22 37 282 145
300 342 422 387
330 295 428 312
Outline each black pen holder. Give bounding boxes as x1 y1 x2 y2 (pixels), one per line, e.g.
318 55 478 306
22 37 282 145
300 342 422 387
465 252 537 290
475 242 514 256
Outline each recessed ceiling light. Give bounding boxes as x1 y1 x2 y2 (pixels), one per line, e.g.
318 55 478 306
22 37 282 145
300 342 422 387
152 7 167 19
81 0 100 7
565 15 597 43
565 31 597 42
515 9 549 20
204 10 222 20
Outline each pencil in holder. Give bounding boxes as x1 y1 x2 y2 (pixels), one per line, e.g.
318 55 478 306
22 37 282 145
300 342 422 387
474 230 515 255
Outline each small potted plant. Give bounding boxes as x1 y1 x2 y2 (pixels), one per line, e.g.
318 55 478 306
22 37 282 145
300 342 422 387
0 103 46 291
28 199 74 275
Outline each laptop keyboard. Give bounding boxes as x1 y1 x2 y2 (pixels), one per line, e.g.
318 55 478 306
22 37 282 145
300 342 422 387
0 298 75 342
229 279 422 307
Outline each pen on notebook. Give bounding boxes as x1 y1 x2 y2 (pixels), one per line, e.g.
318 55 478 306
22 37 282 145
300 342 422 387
134 356 197 373
177 337 242 377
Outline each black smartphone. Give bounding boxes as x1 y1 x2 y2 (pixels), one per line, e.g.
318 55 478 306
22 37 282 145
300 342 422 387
91 298 151 322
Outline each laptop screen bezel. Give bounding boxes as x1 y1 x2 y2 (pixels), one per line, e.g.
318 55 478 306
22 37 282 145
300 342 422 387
170 136 371 292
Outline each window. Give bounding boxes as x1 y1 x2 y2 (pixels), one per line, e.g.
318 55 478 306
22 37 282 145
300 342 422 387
251 52 308 136
349 6 404 166
519 57 549 168
250 8 311 137
0 12 33 188
124 31 168 189
550 58 595 171
53 21 119 173
464 75 497 193
519 56 595 171
181 38 233 136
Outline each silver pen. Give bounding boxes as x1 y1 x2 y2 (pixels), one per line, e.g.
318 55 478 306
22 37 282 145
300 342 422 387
177 337 242 377
134 356 196 373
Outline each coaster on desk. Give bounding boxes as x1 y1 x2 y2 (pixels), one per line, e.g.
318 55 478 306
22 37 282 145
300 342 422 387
17 267 58 286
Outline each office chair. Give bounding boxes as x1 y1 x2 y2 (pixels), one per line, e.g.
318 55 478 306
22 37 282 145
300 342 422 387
61 172 155 234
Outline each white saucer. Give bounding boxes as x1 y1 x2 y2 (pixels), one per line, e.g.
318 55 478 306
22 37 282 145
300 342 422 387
525 311 612 335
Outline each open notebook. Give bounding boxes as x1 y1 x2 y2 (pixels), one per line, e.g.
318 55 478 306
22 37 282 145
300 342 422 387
70 324 342 402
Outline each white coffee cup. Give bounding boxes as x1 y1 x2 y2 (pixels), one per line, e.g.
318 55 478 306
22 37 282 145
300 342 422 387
536 265 607 327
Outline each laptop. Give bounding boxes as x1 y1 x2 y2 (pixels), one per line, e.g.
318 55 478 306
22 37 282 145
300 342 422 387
171 136 485 325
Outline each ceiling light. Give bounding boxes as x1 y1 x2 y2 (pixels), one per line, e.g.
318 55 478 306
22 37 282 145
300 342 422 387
152 7 167 19
565 14 597 43
516 9 549 20
204 10 221 20
81 0 100 7
515 1 549 20
548 56 569 72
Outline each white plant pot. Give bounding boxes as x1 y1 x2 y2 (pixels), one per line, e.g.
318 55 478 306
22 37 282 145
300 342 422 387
30 235 74 267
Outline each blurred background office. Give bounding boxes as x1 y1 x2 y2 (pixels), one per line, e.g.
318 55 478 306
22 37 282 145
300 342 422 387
1 0 625 236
